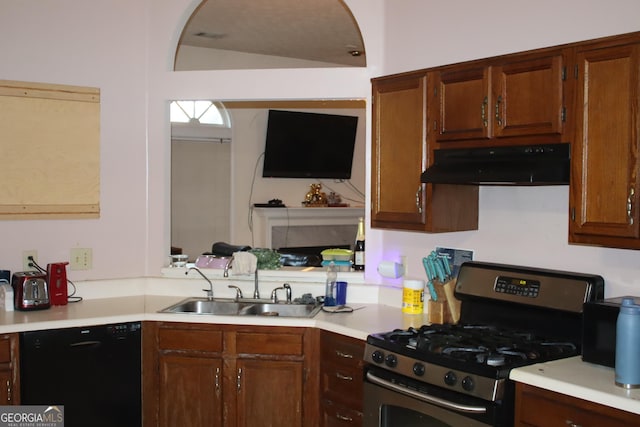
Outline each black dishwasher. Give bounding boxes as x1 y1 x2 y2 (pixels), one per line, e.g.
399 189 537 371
20 321 142 427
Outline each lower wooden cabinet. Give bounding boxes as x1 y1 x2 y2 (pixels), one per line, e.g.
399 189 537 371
0 333 19 405
515 383 640 427
144 322 319 427
320 330 365 427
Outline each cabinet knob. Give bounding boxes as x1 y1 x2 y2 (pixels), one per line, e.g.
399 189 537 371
565 420 582 427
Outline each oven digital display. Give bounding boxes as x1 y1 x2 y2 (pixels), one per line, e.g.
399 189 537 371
494 275 540 297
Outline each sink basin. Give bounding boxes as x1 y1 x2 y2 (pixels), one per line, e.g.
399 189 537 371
159 297 321 318
161 298 244 315
238 302 322 317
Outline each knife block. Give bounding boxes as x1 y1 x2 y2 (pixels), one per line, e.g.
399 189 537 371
427 278 461 324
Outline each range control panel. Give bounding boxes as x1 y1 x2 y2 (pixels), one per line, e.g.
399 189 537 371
494 276 540 298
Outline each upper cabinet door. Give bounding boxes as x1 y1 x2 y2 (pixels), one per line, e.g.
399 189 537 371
492 53 565 139
371 72 428 229
570 42 640 245
434 66 491 142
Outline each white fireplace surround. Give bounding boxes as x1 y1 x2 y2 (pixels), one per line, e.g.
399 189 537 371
252 207 365 249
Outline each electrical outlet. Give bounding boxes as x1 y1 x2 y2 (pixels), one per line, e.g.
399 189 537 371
70 248 92 270
22 250 38 271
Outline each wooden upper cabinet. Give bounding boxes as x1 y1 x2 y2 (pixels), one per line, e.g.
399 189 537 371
492 53 565 139
570 40 640 248
371 72 428 229
435 65 491 142
433 51 566 146
371 72 479 233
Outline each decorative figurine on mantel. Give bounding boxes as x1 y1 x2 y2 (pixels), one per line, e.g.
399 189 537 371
302 183 328 207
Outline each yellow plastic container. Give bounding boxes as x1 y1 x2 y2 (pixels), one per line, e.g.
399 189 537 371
402 279 424 314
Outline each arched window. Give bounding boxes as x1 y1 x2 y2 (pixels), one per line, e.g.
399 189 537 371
170 100 231 127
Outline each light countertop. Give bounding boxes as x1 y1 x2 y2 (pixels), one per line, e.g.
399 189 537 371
0 293 428 341
4 274 639 417
510 356 640 415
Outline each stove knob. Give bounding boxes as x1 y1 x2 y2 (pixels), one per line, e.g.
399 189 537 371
412 363 425 376
371 350 384 364
384 354 398 368
444 371 457 386
462 376 475 391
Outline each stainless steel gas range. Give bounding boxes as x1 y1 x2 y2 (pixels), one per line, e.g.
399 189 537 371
363 261 604 427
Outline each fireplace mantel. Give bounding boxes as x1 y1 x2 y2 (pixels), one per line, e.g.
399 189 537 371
252 206 365 249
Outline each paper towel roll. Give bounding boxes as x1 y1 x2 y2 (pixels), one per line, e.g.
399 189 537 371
377 261 405 278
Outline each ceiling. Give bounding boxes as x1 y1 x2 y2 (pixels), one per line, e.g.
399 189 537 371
178 0 366 68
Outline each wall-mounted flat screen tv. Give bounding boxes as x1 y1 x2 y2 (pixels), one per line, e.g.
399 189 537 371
262 110 358 179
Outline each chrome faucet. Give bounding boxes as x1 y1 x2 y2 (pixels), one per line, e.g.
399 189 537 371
283 283 292 303
223 256 234 278
270 283 292 304
186 267 214 300
253 269 260 299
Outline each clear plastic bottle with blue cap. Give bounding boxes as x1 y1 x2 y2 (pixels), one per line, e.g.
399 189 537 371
324 261 337 306
615 297 640 388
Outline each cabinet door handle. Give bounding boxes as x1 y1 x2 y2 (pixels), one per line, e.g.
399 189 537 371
5 379 10 403
335 372 353 381
565 420 582 427
236 368 242 392
627 187 635 225
495 95 503 127
481 96 488 127
215 367 221 396
415 186 423 214
336 413 353 422
335 350 353 359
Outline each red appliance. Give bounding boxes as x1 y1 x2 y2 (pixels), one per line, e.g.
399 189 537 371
47 262 68 306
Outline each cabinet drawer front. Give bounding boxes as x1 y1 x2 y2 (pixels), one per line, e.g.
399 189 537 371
516 384 640 427
236 332 303 356
158 328 222 353
0 337 11 363
321 362 363 406
321 332 364 367
322 398 363 427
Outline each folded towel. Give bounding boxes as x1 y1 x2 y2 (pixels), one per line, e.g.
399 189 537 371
232 252 257 275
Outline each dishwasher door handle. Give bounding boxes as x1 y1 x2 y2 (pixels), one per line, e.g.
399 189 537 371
69 340 102 349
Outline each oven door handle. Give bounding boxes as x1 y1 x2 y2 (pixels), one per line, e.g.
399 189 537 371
366 371 488 414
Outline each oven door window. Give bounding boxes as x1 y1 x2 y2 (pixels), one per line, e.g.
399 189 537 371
381 405 451 427
364 381 493 427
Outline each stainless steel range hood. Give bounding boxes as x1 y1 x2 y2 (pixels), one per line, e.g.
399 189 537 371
420 143 570 185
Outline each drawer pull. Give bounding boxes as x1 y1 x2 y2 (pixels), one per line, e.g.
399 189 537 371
335 350 354 359
565 421 582 427
336 413 353 422
336 372 353 381
237 368 242 392
5 379 10 402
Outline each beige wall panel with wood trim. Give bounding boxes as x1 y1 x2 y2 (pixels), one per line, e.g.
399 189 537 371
0 80 100 219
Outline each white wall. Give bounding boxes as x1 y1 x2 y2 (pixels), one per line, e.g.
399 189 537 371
1 0 639 300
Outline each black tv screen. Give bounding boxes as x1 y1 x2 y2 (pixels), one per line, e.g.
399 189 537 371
262 110 358 179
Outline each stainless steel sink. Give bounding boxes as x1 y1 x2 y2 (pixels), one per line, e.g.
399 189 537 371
159 297 321 318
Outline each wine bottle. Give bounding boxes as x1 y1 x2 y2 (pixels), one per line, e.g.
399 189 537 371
354 217 365 271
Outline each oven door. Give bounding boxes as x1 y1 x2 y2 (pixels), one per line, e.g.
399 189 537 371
363 368 496 427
